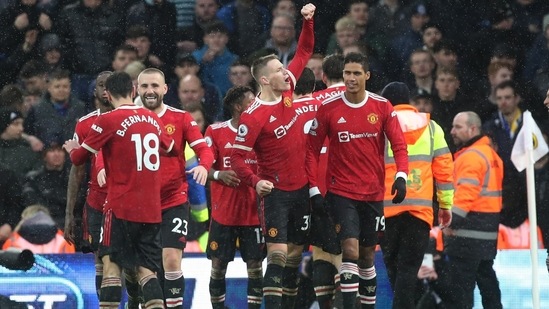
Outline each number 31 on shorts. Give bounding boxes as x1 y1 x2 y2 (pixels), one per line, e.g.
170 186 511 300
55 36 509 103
375 216 385 232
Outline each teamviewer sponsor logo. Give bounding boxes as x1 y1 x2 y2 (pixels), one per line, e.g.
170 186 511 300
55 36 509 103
338 131 350 142
274 126 287 139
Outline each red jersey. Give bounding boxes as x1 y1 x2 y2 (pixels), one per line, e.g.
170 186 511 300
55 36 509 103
306 91 408 201
205 121 258 226
294 96 328 195
313 83 346 102
231 18 315 191
73 110 107 211
70 105 175 223
158 105 213 210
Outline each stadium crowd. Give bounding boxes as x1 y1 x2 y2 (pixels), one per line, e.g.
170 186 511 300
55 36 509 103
1 0 549 308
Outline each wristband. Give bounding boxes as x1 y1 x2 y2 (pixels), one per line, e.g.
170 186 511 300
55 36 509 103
213 171 220 180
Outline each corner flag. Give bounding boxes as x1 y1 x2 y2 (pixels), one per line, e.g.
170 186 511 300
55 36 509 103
510 111 548 172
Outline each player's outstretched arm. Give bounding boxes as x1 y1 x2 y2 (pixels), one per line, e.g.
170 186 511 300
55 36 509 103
287 3 316 80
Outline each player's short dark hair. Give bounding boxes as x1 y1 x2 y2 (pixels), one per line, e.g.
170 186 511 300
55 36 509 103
251 54 279 82
223 85 253 114
126 25 151 40
494 79 518 96
204 20 229 36
105 72 133 99
19 60 48 79
344 52 369 71
294 67 316 95
47 69 71 82
0 84 24 108
322 54 345 81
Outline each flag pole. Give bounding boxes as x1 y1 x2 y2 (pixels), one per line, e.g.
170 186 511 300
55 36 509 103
524 112 540 309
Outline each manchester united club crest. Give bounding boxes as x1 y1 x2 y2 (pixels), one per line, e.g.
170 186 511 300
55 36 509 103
367 113 378 124
335 224 341 234
268 228 278 237
210 241 218 250
283 97 292 107
165 123 176 135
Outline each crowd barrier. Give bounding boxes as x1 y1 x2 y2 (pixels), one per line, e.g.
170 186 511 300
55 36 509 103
0 250 548 308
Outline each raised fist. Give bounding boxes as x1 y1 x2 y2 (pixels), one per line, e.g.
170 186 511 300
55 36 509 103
301 3 316 20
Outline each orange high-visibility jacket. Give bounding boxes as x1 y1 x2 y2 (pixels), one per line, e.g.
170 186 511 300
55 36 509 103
3 230 76 254
445 135 503 259
384 105 454 227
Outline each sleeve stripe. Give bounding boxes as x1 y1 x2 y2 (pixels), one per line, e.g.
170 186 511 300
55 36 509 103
232 144 253 151
189 139 206 148
288 70 297 88
82 143 98 154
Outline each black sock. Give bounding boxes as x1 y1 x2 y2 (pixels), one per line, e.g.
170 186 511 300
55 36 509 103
247 266 263 309
263 263 284 309
95 263 103 299
164 271 185 309
124 271 140 309
210 267 226 309
281 255 301 308
358 266 376 309
340 259 359 309
140 275 164 309
99 277 121 309
313 260 337 309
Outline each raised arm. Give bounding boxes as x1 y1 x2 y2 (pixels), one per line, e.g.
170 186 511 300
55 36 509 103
287 3 316 81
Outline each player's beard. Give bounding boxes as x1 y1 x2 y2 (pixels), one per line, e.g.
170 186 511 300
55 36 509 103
141 93 162 111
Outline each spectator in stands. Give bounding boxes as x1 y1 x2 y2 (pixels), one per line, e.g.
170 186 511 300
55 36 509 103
125 25 165 71
0 107 41 180
523 16 549 99
111 44 138 73
483 80 531 228
368 0 406 41
178 73 222 122
24 69 86 147
410 88 433 113
180 0 220 49
55 0 123 102
265 13 297 67
389 2 431 80
306 53 325 91
18 59 48 97
476 61 514 122
421 22 443 53
164 53 222 109
192 21 237 96
431 66 471 152
465 1 525 78
229 59 255 91
325 16 360 55
22 143 70 228
216 0 270 57
2 204 75 254
0 164 24 245
126 0 177 68
406 49 436 95
39 34 63 73
0 0 52 85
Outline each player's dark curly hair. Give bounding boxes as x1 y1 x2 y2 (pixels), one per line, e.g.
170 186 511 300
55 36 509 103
223 86 253 114
105 72 133 99
344 52 369 72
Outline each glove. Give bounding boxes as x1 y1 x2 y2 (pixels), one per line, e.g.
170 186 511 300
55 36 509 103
391 177 406 203
310 194 326 213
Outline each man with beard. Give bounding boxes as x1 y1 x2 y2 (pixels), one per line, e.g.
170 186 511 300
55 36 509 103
137 68 214 309
64 71 114 301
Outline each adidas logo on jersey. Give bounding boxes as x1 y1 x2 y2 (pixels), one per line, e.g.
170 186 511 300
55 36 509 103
269 115 277 123
337 117 347 124
224 142 232 148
